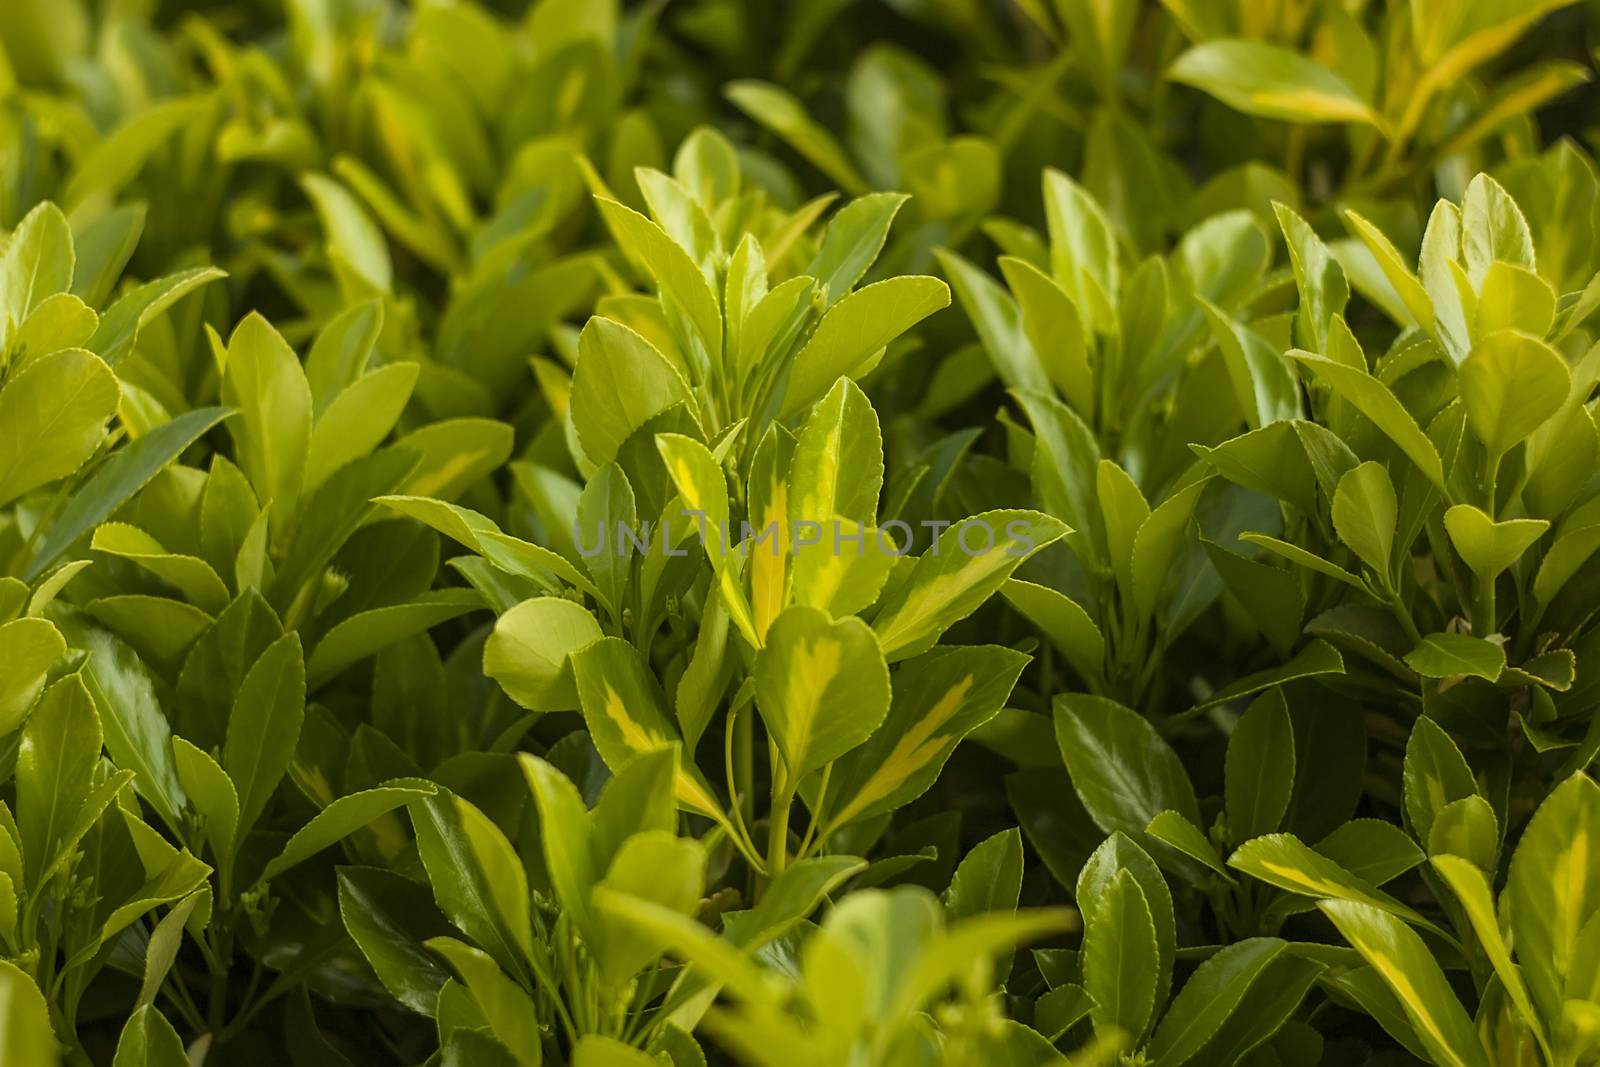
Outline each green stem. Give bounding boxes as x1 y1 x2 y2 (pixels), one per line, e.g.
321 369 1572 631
796 765 831 860
1473 450 1503 637
767 778 795 882
722 707 766 874
1472 575 1497 639
1387 590 1423 644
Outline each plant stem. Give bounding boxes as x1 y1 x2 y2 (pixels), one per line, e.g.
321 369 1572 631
1474 450 1503 637
796 764 831 859
767 778 795 881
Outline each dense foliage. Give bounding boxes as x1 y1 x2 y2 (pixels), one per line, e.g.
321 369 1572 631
3 0 1600 1063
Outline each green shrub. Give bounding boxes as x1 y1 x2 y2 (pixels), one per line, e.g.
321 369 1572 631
1 1 1599 1065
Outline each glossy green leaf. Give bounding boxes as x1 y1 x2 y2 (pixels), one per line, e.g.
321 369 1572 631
1169 40 1382 126
1055 693 1201 836
1225 691 1295 841
1318 900 1489 1067
756 605 890 783
0 349 119 508
1405 632 1506 681
223 634 306 839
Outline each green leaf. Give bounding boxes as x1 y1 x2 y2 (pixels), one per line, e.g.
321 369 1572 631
410 794 522 974
789 377 882 528
782 276 950 417
70 203 144 309
1169 39 1382 126
482 598 602 712
0 618 65 735
394 418 513 502
593 830 706 985
452 797 536 964
594 197 722 365
1191 955 1325 1063
1431 855 1547 1049
1289 350 1445 490
521 755 598 932
1403 717 1478 844
338 866 453 1015
16 675 101 888
1318 900 1489 1067
1097 460 1149 604
1000 580 1105 684
1042 170 1120 331
305 300 383 417
301 172 393 294
61 97 205 209
1275 202 1349 352
306 591 484 688
826 645 1028 831
87 267 227 368
1427 796 1498 871
1462 173 1536 286
377 495 598 598
223 634 306 840
756 605 890 783
222 313 313 543
270 448 418 611
936 248 1052 396
997 255 1093 413
1205 541 1305 659
944 828 1023 922
426 938 543 1067
807 192 909 306
724 80 869 195
305 363 418 491
590 748 678 873
1331 461 1396 582
1228 834 1431 928
1404 632 1506 681
0 960 55 1064
577 463 636 617
1317 819 1426 886
1238 532 1366 590
1082 868 1159 1043
1225 691 1295 841
1196 421 1316 516
0 202 73 333
0 348 119 508
1148 938 1286 1067
261 783 434 883
1055 693 1201 836
1476 261 1556 337
1013 389 1103 566
657 433 757 647
570 639 725 823
172 737 238 864
1199 300 1301 428
1442 504 1548 583
136 893 204 1009
1458 330 1570 463
594 887 775 1004
1506 773 1600 1028
571 316 694 466
56 619 187 832
1341 215 1434 330
872 510 1067 661
111 1005 188 1067
91 523 230 613
25 406 230 582
1186 639 1346 713
573 1037 659 1067
1146 810 1230 878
